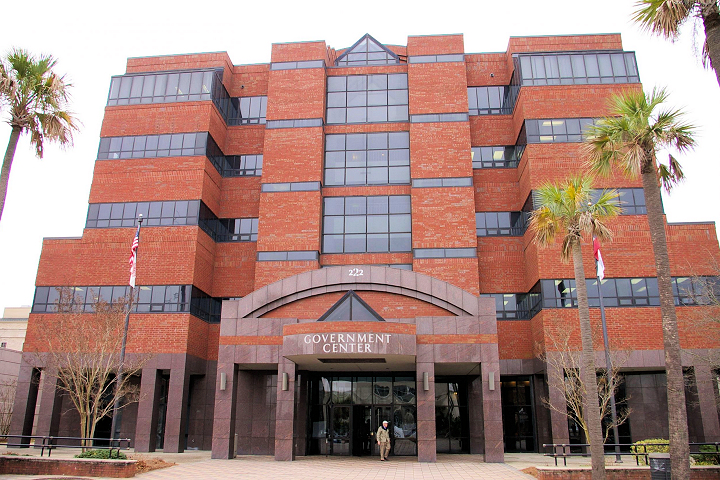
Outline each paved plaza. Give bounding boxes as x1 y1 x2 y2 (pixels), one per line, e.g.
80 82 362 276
0 450 553 480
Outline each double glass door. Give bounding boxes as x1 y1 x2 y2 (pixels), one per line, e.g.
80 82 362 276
308 375 416 456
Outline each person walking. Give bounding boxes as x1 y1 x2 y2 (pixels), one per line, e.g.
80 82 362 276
377 420 391 461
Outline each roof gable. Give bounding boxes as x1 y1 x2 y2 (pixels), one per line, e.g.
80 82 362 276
335 34 401 67
318 290 385 322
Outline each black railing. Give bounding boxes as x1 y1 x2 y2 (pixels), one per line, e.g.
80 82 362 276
543 442 720 467
4 435 131 457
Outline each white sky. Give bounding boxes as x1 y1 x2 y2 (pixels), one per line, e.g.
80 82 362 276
0 0 718 314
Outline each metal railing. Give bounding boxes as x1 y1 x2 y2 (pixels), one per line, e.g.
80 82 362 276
543 442 720 466
3 435 131 457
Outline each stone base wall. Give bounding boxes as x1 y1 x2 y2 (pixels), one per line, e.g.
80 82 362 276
534 466 720 480
0 456 136 478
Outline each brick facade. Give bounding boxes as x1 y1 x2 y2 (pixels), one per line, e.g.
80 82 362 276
12 32 720 462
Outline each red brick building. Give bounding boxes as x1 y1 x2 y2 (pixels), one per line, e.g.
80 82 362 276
10 33 720 462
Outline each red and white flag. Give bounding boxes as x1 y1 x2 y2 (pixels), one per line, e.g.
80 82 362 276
129 225 140 288
593 236 605 281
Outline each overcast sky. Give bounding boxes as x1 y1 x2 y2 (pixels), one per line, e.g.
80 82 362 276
0 0 718 314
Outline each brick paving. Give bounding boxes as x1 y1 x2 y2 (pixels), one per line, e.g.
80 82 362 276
0 453 537 480
134 455 536 480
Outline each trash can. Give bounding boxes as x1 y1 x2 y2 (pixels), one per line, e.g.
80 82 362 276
649 453 671 480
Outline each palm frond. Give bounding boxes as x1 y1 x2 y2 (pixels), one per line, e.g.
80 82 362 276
0 48 77 158
658 153 686 191
632 0 692 39
530 177 620 263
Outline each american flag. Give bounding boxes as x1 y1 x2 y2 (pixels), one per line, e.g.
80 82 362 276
129 225 140 288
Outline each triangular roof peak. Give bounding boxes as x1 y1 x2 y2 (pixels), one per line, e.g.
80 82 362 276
318 290 385 322
335 34 402 67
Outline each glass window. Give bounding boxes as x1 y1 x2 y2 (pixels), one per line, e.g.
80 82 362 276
468 86 518 115
325 132 409 186
326 74 409 125
335 36 400 66
322 196 411 254
516 51 640 86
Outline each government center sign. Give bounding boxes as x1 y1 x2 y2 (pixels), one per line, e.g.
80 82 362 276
304 333 393 353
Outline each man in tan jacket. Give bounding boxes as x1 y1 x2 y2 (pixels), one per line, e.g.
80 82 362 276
376 420 391 461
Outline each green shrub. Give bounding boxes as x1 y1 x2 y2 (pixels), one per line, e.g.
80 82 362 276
631 438 669 466
74 449 127 460
692 445 720 465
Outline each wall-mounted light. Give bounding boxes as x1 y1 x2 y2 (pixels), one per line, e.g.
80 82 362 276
282 372 289 391
488 371 495 391
220 372 227 391
423 372 429 391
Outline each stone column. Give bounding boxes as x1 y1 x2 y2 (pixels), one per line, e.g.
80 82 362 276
163 359 190 452
275 359 296 461
234 370 254 455
545 356 570 449
135 368 161 452
211 357 238 459
34 369 62 438
294 373 308 456
416 350 436 462
468 374 484 454
9 363 40 444
481 349 504 463
695 363 720 442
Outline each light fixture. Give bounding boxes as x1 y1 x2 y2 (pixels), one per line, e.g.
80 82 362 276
220 372 227 391
282 372 289 391
488 371 495 391
423 372 429 391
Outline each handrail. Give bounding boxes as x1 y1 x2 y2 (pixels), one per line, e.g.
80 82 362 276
542 442 720 467
2 435 131 457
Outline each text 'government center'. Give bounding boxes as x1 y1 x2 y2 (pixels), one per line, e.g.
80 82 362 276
13 33 720 462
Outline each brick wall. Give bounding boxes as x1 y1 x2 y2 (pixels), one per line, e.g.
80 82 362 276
533 466 720 480
0 456 137 478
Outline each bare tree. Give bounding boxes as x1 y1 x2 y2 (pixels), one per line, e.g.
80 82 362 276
541 331 631 446
0 379 16 437
27 287 147 447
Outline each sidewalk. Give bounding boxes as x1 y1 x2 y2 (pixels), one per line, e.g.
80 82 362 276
0 447 601 480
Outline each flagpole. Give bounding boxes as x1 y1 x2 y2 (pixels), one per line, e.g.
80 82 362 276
110 214 143 444
597 260 622 463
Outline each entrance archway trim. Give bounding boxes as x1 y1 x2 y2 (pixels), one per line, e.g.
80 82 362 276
229 266 481 319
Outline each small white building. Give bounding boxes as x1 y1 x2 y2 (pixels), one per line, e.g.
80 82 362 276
0 307 29 353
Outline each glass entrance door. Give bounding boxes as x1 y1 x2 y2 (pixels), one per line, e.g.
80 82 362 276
331 406 350 455
307 375 417 456
352 406 372 456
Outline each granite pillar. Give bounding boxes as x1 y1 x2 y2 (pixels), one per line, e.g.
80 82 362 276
34 369 62 438
695 363 720 442
546 357 570 449
163 360 190 452
294 373 308 456
468 374 484 454
275 359 296 461
134 368 161 452
9 363 40 444
416 351 436 462
481 355 504 462
234 370 254 455
533 374 553 448
211 359 238 459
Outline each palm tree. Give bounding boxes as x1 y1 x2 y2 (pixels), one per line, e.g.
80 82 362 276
584 88 696 480
633 0 720 88
0 48 78 223
531 177 621 480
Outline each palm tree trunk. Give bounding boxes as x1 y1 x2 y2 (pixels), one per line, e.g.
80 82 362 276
701 2 720 88
571 242 606 480
0 126 21 223
641 169 690 480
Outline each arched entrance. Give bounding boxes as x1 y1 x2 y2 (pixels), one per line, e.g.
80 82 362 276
210 266 503 463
